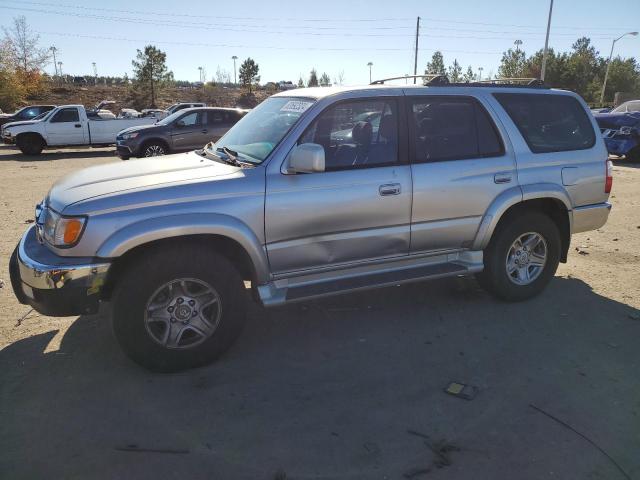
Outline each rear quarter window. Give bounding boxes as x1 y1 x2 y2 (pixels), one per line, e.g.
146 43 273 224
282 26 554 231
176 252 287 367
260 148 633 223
494 93 595 153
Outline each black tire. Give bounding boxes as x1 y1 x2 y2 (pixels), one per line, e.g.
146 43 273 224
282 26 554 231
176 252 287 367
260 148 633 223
140 141 168 158
112 244 248 372
17 134 44 155
476 211 561 301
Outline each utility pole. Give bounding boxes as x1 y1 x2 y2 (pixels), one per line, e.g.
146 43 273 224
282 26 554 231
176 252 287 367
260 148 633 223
232 56 238 85
413 16 420 84
92 62 97 85
367 62 373 83
198 66 203 83
600 31 638 105
478 67 483 81
541 0 554 81
50 46 58 76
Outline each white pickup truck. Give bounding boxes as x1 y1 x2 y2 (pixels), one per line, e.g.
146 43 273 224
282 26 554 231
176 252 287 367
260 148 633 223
0 104 157 155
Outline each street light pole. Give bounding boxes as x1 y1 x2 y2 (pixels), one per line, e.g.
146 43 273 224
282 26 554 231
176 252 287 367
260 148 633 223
232 56 238 85
50 46 58 76
600 31 638 105
514 39 522 53
541 0 554 81
478 67 483 81
367 62 373 83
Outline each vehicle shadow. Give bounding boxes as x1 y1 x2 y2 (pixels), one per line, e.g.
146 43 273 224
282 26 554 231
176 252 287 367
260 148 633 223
0 146 116 162
2 276 639 479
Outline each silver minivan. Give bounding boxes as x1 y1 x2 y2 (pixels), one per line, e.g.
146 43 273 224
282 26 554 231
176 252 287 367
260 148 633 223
10 80 612 371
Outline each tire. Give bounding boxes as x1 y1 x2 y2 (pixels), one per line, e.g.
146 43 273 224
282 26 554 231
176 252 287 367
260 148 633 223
140 141 168 157
17 134 44 155
476 211 561 301
112 244 248 372
626 146 640 162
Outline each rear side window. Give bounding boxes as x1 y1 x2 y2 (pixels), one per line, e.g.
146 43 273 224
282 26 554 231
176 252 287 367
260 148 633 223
410 96 504 162
50 108 80 123
494 93 595 153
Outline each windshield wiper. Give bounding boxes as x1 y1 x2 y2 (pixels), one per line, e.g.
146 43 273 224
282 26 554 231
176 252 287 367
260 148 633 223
216 146 254 167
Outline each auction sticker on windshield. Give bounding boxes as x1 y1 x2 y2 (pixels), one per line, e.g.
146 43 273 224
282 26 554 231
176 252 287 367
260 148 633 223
280 100 313 113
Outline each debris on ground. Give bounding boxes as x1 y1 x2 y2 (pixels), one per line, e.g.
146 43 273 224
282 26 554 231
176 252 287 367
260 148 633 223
24 219 34 224
575 247 590 255
444 382 478 400
406 429 461 472
0 279 4 289
14 308 33 327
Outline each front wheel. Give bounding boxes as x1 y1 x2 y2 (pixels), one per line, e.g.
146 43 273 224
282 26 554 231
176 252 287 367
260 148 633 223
476 212 561 301
112 245 248 372
17 134 44 155
141 141 167 157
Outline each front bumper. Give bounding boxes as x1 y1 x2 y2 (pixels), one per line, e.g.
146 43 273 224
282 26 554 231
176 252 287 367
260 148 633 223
2 133 15 145
603 137 637 156
9 226 111 316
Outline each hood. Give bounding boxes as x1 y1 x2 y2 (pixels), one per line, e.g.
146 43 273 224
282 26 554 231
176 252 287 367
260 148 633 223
118 122 162 136
2 119 39 129
47 151 244 212
593 112 640 129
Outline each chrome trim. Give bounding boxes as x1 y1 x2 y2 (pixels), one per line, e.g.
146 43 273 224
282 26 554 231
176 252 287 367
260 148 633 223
17 226 111 291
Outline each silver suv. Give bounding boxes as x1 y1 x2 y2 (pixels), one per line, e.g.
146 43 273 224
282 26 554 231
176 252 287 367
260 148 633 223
10 82 613 371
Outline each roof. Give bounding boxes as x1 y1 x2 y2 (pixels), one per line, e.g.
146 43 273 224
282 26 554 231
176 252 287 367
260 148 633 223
272 83 567 101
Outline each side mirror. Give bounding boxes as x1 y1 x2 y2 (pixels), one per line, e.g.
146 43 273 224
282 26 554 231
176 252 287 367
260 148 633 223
287 143 325 173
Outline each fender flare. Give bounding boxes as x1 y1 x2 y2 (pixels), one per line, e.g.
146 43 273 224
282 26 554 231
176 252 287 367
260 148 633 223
15 131 47 145
96 213 270 283
472 183 573 250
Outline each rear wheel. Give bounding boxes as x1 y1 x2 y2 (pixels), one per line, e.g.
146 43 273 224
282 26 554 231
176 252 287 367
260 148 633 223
476 211 561 301
112 245 248 372
17 134 44 155
141 141 168 157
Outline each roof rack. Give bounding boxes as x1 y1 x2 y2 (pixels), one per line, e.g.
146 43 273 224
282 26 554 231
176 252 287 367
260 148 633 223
370 74 449 85
370 75 547 88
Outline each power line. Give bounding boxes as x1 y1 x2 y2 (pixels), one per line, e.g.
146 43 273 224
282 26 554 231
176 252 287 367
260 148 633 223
1 0 636 32
35 31 505 55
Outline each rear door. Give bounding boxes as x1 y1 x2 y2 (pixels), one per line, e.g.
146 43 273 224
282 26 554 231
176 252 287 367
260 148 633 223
169 111 203 150
45 107 85 145
407 94 516 253
206 110 238 142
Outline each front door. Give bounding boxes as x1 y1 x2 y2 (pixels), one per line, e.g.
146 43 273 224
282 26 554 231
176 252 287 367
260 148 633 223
265 97 412 274
169 111 204 151
406 94 517 253
45 107 85 145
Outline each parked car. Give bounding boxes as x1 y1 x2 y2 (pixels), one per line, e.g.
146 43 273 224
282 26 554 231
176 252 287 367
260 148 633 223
0 105 56 128
116 107 248 159
165 102 206 115
10 82 612 371
141 109 167 120
1 104 157 155
118 108 141 119
593 100 640 160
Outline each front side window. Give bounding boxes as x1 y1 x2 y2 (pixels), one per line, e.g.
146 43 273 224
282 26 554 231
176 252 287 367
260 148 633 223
50 108 80 123
177 112 200 126
212 97 315 163
494 93 595 153
208 111 228 125
299 99 398 171
410 96 503 163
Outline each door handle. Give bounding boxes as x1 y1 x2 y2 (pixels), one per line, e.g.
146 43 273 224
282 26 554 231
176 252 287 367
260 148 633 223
494 172 512 184
379 183 401 196
74 124 81 128
201 129 208 133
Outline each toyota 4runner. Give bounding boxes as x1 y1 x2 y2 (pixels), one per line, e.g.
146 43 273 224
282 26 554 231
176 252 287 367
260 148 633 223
10 79 613 371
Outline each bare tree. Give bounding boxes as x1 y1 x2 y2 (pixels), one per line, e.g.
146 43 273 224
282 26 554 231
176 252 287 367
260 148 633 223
333 70 345 86
3 16 49 71
215 65 231 84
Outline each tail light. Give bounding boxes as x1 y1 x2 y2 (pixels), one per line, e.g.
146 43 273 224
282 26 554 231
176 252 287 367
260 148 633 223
605 159 613 194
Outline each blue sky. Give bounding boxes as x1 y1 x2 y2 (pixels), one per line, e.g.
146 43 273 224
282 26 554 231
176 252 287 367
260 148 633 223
1 0 638 85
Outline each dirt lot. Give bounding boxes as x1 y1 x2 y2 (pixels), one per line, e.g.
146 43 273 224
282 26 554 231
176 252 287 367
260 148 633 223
1 145 639 479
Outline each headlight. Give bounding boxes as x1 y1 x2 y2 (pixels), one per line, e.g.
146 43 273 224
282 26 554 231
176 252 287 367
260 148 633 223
42 208 86 247
121 132 139 140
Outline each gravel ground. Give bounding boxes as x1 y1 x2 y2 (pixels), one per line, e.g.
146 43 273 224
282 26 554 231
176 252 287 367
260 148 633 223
1 145 639 480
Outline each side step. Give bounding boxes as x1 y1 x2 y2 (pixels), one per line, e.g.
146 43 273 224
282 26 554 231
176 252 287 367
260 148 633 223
258 253 482 306
286 262 465 301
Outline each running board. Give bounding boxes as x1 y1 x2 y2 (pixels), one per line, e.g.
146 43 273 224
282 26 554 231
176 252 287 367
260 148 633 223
257 252 483 306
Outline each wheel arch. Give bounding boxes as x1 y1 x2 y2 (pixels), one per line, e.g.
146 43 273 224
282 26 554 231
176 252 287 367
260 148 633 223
97 214 270 297
16 131 47 146
474 183 572 263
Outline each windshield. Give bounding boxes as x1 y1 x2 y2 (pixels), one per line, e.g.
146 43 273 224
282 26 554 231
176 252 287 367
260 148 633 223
210 97 315 163
34 110 54 121
612 101 640 113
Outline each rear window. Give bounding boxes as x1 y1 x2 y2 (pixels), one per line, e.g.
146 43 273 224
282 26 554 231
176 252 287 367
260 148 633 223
494 93 595 153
